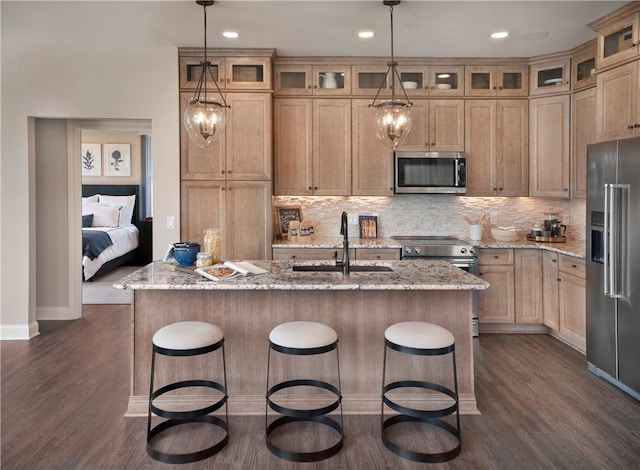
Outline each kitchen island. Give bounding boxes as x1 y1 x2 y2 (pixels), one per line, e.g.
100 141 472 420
116 260 488 416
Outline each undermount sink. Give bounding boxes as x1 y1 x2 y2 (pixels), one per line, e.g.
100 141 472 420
292 264 393 273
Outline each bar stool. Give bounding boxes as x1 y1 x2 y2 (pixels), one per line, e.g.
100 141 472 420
381 321 461 463
147 321 229 464
265 321 344 462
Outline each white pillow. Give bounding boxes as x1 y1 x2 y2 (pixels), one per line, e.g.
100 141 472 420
82 194 99 203
99 194 136 226
82 202 121 227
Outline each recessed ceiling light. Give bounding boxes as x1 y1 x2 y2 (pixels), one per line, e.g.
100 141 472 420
358 31 375 39
222 31 239 39
491 31 509 39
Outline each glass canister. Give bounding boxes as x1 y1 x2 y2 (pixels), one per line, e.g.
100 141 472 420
203 228 222 264
196 251 213 268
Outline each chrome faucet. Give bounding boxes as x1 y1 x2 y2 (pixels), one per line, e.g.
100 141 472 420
339 211 350 275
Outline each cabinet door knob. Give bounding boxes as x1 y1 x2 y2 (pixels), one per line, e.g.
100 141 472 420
628 125 635 130
314 186 318 190
552 259 557 263
635 124 640 128
572 264 577 268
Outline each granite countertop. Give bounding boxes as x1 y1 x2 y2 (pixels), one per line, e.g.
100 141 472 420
274 235 586 259
114 260 489 292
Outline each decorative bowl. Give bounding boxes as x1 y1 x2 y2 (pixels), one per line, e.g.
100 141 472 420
401 81 418 89
491 228 521 242
435 83 452 89
173 242 201 266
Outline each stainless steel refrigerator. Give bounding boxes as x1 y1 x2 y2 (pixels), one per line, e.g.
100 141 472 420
586 137 640 401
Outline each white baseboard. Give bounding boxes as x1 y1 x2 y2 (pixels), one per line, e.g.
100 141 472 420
0 321 40 340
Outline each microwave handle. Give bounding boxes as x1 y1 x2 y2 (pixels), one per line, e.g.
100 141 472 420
455 159 461 187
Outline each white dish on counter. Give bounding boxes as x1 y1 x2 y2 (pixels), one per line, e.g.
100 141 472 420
491 227 521 242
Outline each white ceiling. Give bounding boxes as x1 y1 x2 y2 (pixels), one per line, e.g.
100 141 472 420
2 1 628 58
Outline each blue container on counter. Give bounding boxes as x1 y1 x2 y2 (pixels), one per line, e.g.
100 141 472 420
172 242 200 267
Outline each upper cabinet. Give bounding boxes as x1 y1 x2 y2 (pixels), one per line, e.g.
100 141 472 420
529 94 571 197
274 64 351 96
595 12 640 70
529 58 571 96
393 65 465 97
572 40 597 91
571 88 597 198
396 99 465 152
464 65 528 97
352 63 393 96
595 60 640 141
178 49 274 91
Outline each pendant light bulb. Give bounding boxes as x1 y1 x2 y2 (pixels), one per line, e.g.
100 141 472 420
184 98 227 148
373 103 413 149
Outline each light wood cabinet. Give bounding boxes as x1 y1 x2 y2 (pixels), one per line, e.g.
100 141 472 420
394 65 465 97
274 98 351 195
571 88 597 198
530 59 571 96
465 99 528 196
180 92 272 181
272 247 355 261
514 250 543 324
542 251 560 330
595 60 640 141
594 11 640 70
572 43 597 91
464 65 528 97
351 100 394 196
179 53 272 90
479 249 544 325
478 249 515 323
274 64 351 96
397 99 465 151
181 180 271 261
352 63 392 97
529 94 570 197
542 252 586 352
354 248 401 260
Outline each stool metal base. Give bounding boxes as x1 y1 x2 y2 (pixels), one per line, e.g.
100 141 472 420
266 415 344 462
147 414 229 465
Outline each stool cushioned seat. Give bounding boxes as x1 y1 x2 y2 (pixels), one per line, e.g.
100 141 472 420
269 321 337 349
153 321 223 350
385 321 454 350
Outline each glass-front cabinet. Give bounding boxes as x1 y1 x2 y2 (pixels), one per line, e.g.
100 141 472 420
352 64 392 96
430 66 464 96
274 64 351 96
596 12 639 70
465 65 528 97
530 59 571 96
572 46 597 91
179 52 272 90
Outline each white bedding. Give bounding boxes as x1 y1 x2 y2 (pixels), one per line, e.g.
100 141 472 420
83 224 139 280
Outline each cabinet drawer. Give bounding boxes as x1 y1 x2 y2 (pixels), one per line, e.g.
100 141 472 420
355 248 401 260
272 248 354 261
478 249 514 265
559 255 585 278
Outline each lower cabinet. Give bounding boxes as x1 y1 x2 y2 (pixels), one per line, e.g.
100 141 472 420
272 247 400 261
478 248 543 324
542 251 586 352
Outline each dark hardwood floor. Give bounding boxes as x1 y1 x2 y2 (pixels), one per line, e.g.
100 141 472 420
1 305 639 469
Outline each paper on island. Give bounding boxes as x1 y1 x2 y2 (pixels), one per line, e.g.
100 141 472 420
195 261 269 281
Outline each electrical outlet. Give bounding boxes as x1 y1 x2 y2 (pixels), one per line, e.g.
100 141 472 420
490 212 498 225
166 216 175 229
348 214 359 225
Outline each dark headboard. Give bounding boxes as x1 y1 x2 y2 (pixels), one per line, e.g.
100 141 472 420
82 184 141 225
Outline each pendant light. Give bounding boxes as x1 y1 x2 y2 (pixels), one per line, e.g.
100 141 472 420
184 0 229 148
370 0 412 149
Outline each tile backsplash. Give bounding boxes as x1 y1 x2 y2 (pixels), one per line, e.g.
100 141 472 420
273 195 586 241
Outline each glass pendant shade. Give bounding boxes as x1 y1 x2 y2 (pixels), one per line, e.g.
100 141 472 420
373 102 413 149
184 97 227 148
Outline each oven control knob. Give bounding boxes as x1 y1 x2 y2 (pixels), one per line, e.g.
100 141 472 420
460 248 467 254
405 247 412 254
469 247 476 254
415 247 421 255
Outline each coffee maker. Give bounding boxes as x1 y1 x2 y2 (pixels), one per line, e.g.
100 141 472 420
529 213 567 241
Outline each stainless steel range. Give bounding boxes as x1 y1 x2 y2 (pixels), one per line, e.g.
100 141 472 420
392 236 480 336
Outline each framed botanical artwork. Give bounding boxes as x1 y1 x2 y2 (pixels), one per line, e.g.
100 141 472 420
104 143 131 176
81 143 102 176
276 205 302 238
359 215 378 239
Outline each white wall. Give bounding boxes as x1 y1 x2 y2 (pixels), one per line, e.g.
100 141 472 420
82 130 143 185
1 17 180 338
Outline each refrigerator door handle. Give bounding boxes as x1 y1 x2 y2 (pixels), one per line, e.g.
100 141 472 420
608 183 629 300
604 184 611 296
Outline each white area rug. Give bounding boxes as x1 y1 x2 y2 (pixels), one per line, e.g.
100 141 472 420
82 266 137 304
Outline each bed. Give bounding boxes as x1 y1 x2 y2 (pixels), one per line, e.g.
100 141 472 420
82 185 141 281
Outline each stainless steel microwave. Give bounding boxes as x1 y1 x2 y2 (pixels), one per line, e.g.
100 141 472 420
394 151 467 194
